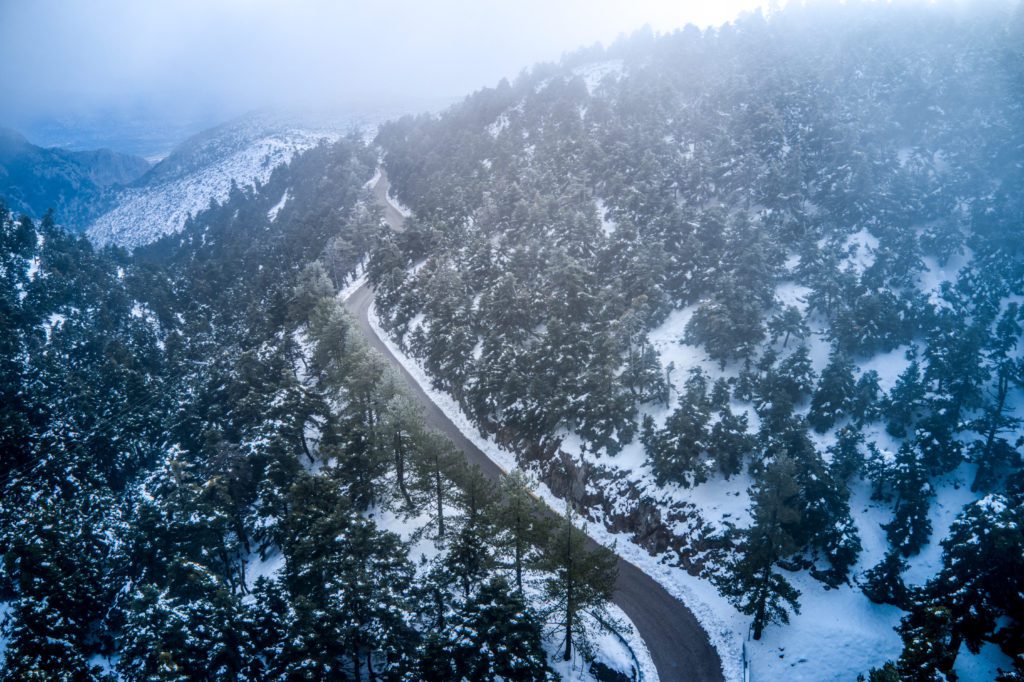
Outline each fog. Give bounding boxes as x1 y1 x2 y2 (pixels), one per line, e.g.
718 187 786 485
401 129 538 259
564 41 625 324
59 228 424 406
0 0 768 131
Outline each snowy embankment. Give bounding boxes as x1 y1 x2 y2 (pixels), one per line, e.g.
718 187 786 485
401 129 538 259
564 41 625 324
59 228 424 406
363 301 683 682
338 267 368 303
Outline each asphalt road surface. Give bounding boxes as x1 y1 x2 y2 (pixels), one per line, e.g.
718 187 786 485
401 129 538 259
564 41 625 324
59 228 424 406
343 171 727 682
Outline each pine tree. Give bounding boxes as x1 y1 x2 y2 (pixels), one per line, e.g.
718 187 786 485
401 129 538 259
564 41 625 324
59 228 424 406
828 427 865 483
808 349 856 432
332 344 398 511
882 443 933 557
684 279 767 365
895 598 958 680
248 577 292 678
709 403 755 479
288 261 336 325
922 495 1024 667
777 344 816 403
716 455 802 639
491 470 548 593
858 662 901 682
0 471 125 679
781 426 861 585
885 347 925 438
381 394 426 509
970 302 1023 491
768 305 810 349
643 368 712 487
850 370 882 425
421 577 553 681
621 335 669 404
279 480 417 680
733 357 758 402
412 431 461 542
329 517 418 679
443 511 494 598
1 595 104 681
914 411 964 476
861 551 909 608
575 327 638 455
540 506 618 661
923 303 992 430
117 574 252 682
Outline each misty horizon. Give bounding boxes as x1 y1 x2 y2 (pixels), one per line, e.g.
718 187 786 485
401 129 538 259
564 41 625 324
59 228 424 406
1 0 772 155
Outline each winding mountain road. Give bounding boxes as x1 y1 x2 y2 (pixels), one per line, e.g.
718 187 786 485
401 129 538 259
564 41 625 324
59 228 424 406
344 171 726 682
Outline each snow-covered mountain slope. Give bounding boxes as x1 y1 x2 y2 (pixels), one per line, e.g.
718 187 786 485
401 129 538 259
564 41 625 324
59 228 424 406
85 112 355 248
371 4 1024 680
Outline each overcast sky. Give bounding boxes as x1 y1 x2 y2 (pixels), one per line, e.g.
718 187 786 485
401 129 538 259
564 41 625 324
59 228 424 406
0 0 770 125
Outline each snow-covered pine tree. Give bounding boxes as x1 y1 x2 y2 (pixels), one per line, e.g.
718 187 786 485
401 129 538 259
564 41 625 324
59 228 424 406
716 454 802 639
539 505 618 661
808 348 856 432
420 577 553 681
882 442 934 557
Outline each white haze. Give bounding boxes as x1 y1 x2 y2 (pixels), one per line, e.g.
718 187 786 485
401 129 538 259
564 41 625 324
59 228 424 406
0 0 772 129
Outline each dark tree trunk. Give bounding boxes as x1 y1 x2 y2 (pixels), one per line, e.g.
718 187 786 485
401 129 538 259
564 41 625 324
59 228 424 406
972 374 1009 491
514 522 524 594
394 429 412 507
563 520 575 661
752 564 771 640
435 458 445 540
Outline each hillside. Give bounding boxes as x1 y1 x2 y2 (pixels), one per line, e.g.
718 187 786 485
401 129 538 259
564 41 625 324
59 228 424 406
0 127 149 228
371 2 1024 680
85 112 356 248
2 1 1023 680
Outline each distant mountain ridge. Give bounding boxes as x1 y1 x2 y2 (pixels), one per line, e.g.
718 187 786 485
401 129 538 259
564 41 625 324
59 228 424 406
1 104 447 248
84 110 387 248
0 127 150 227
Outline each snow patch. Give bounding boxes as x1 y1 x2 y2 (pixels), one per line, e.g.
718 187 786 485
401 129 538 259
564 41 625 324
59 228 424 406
844 228 879 275
572 59 625 94
386 188 413 219
487 113 510 138
595 198 617 236
267 189 290 222
362 166 382 189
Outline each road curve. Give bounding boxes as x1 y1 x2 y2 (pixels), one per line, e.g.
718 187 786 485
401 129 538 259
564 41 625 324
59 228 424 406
345 171 726 682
